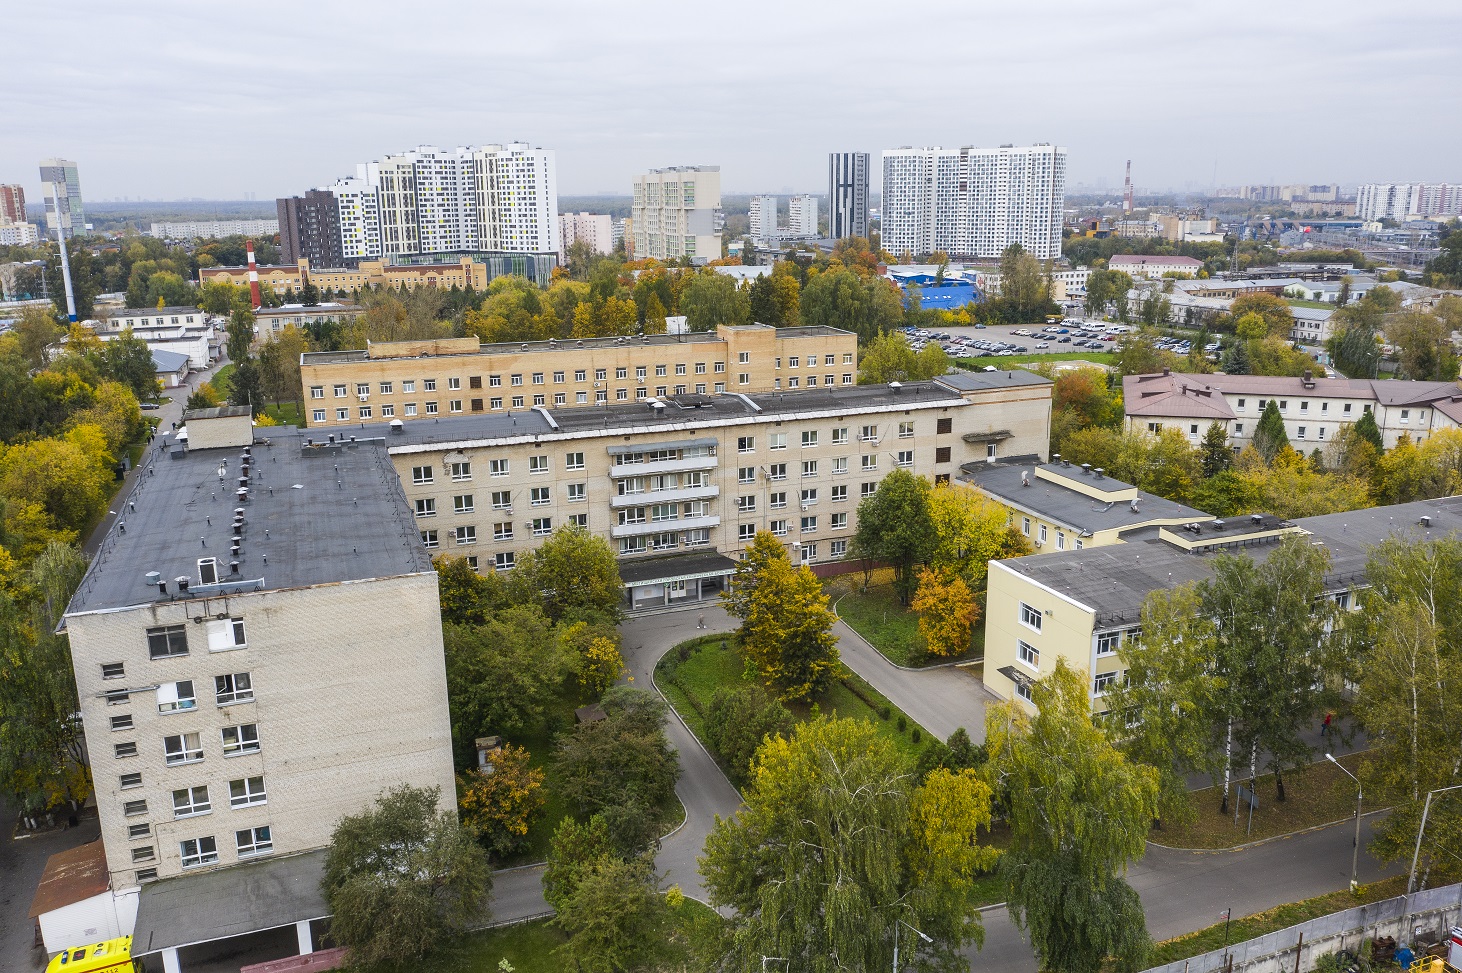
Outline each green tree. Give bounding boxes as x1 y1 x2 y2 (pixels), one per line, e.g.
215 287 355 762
1252 399 1290 462
97 330 160 401
552 855 668 973
704 685 795 788
508 524 622 624
456 743 546 859
256 326 307 412
1222 337 1251 374
678 272 750 331
227 309 255 363
1200 421 1232 477
321 784 491 967
1230 293 1295 338
552 686 680 854
926 483 1030 590
1084 269 1134 319
1354 406 1384 453
0 426 114 534
996 244 1052 321
544 813 617 910
1102 586 1222 827
1199 537 1338 806
227 357 263 414
852 468 936 603
858 331 950 384
738 556 840 701
911 566 979 657
701 717 996 972
985 660 1159 973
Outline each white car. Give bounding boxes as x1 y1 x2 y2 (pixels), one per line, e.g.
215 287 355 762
1035 342 1049 349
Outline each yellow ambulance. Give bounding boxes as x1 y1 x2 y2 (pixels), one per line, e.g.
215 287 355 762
45 935 137 973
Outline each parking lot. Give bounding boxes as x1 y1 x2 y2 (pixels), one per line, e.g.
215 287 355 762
905 319 1131 360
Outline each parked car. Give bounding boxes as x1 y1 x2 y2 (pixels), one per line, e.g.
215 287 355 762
1058 336 1072 343
1035 342 1049 349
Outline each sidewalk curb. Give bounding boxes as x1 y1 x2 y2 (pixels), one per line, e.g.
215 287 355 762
830 592 974 672
1148 808 1391 854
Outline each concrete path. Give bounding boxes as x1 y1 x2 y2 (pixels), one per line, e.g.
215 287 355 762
619 606 744 905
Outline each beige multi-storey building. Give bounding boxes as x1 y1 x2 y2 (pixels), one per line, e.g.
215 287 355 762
297 324 859 429
983 496 1462 713
63 407 455 971
632 166 722 263
365 370 1052 607
1124 369 1462 451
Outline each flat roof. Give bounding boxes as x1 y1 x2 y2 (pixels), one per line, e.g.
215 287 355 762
962 461 1210 536
29 840 109 919
998 495 1462 630
131 850 328 957
116 306 202 316
64 424 433 618
937 370 1053 392
618 550 738 586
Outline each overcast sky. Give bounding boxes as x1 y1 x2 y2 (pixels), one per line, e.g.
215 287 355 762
8 0 1461 203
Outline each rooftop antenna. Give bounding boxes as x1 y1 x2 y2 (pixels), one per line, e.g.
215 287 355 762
50 185 77 323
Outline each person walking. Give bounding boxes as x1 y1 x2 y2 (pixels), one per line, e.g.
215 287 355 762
697 612 705 630
1322 712 1333 737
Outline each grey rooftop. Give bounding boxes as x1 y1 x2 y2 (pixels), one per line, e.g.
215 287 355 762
64 424 432 618
961 461 1211 537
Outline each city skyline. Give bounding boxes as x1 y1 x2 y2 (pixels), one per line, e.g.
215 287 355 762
7 1 1461 203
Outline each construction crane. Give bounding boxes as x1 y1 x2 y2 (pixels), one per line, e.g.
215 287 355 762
1122 160 1134 214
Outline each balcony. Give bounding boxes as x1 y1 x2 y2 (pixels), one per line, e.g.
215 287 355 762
610 455 718 478
610 485 719 509
611 515 720 539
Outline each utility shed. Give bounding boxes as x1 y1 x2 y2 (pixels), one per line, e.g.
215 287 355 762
28 840 137 955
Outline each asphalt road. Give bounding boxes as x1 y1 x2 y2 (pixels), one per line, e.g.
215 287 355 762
0 792 103 973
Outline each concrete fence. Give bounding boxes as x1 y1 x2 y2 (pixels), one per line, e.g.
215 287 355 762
1142 883 1462 973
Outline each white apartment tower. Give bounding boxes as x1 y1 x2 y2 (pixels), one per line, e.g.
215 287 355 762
1356 183 1462 222
333 172 383 262
788 194 817 237
748 195 778 243
632 166 722 263
559 212 614 259
828 152 869 240
880 144 1067 260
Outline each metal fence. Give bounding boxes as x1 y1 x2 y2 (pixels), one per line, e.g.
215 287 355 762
1142 883 1462 973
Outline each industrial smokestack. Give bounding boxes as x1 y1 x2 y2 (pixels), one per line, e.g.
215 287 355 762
246 239 262 309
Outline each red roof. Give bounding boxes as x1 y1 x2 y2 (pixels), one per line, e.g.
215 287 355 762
28 841 110 919
241 946 347 973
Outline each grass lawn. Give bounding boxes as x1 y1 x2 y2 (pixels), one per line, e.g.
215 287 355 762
263 401 303 427
826 572 985 668
1151 751 1376 850
210 362 236 395
1286 298 1336 309
1149 875 1407 966
354 899 726 973
656 635 933 775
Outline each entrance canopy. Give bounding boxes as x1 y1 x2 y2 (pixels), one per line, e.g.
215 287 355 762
618 550 738 589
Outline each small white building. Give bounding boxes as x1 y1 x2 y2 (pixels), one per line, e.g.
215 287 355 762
0 220 40 245
27 841 138 957
254 303 364 340
152 349 191 388
106 306 207 331
1109 255 1204 279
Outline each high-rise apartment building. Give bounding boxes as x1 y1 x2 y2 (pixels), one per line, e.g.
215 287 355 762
559 212 614 259
880 144 1066 260
788 194 818 237
632 166 722 263
828 152 869 240
39 158 85 238
1357 183 1462 221
0 184 25 223
748 195 778 243
277 190 344 267
332 174 382 263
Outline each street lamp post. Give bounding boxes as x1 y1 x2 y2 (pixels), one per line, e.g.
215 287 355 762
893 919 934 973
1407 783 1462 894
1327 753 1362 891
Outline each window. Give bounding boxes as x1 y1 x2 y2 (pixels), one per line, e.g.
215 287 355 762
180 836 219 868
310 386 324 399
453 494 475 514
420 529 438 549
415 498 436 518
404 403 417 417
738 524 756 541
861 455 877 471
215 673 253 705
1096 632 1121 656
403 380 416 393
494 551 516 571
511 374 523 387
832 427 849 445
896 450 914 468
937 416 953 434
737 496 757 513
567 483 586 502
801 430 818 447
636 365 648 380
1234 423 1244 435
533 518 553 536
861 482 877 498
1018 640 1039 669
575 369 587 382
695 362 707 374
769 491 787 509
147 625 188 660
221 724 260 756
738 372 750 385
198 556 220 585
801 542 817 561
451 461 473 481
802 460 818 477
102 662 125 680
333 384 347 398
1020 603 1043 632
738 351 751 364
1015 682 1033 703
489 490 512 510
831 512 848 530
770 519 788 536
157 680 197 714
164 732 203 765
987 443 998 460
380 381 393 394
675 363 686 375
769 433 787 450
1279 400 1288 411
128 823 151 840
738 436 755 453
336 408 349 421
236 826 273 858
173 785 211 818
358 406 373 419
568 513 589 528
455 526 478 545
381 405 395 418
898 421 915 439
801 515 817 533
530 486 550 506
554 393 566 405
934 446 951 464
831 457 847 474
738 466 755 484
1094 672 1118 695
230 776 266 808
800 488 818 505
565 451 585 471
831 484 847 502
115 741 138 758
715 362 726 373
312 410 325 422
120 772 143 789
111 714 133 731
595 368 607 381
123 798 148 816
449 399 464 413
493 522 514 541
449 377 462 391
831 539 848 557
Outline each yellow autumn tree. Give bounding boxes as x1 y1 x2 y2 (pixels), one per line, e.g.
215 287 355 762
911 566 980 658
457 743 546 859
740 557 839 701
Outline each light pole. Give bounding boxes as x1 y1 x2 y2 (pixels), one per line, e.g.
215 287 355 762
1327 753 1362 891
893 919 933 973
1407 783 1462 894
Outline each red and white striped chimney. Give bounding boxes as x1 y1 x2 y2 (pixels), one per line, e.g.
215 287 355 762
246 239 262 309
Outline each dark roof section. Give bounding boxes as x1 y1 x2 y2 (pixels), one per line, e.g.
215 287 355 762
116 306 204 316
937 370 1053 392
64 425 433 618
617 550 738 586
151 349 191 372
962 461 1212 536
28 840 109 919
182 405 251 421
130 850 328 957
996 495 1462 630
